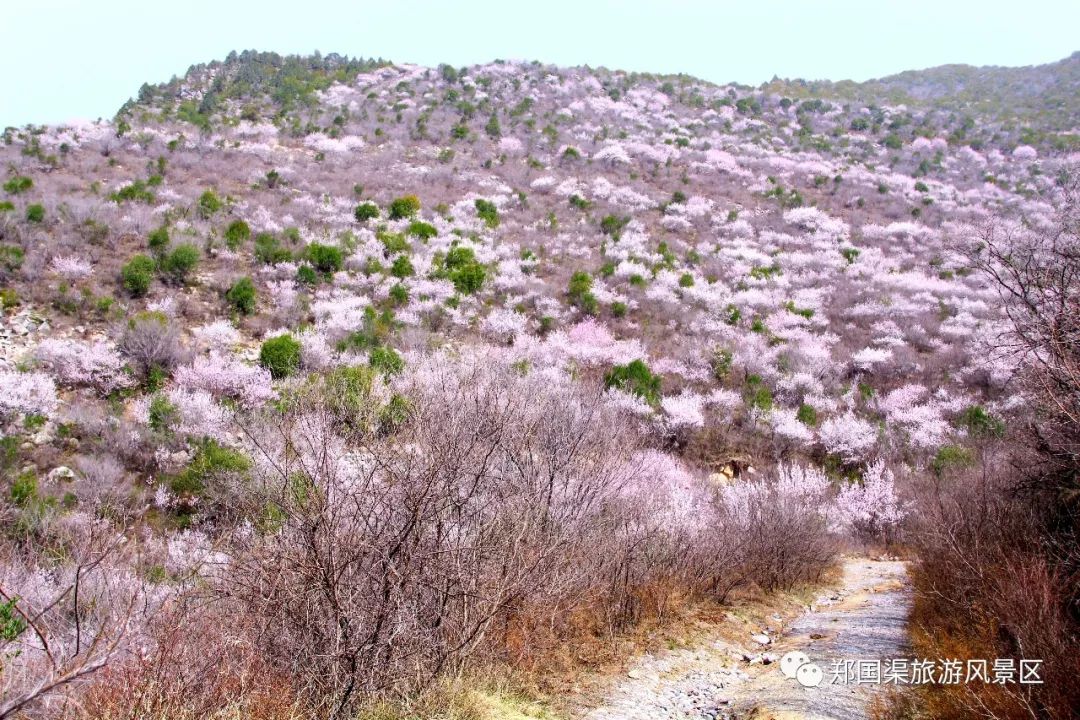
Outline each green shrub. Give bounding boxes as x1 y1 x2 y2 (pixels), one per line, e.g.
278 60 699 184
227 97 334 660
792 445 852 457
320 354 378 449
197 189 223 218
160 244 200 284
931 444 973 477
679 273 694 288
797 403 818 427
390 255 414 279
710 348 732 380
2 176 32 195
840 247 860 264
380 394 411 431
444 246 475 270
21 413 44 430
604 360 661 406
224 219 251 249
784 300 814 319
305 243 343 274
406 220 437 240
11 471 37 507
745 375 773 412
567 270 592 299
568 270 597 314
568 194 592 211
388 195 421 220
354 202 379 222
369 346 404 376
25 204 44 223
450 262 485 294
388 282 409 305
148 393 179 434
958 405 1005 438
338 308 396 352
148 226 170 255
0 287 18 309
485 113 501 138
443 246 486 294
121 254 156 297
259 333 302 379
749 263 782 281
226 277 257 314
254 233 292 265
361 257 383 276
296 264 318 285
0 245 25 273
600 214 630 240
475 198 499 228
0 596 28 642
323 364 376 429
379 231 409 255
111 180 155 204
610 301 627 318
170 439 251 497
858 382 875 400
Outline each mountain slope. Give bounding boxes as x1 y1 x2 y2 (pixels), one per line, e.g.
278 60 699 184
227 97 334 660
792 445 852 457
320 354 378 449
762 51 1080 146
0 51 1075 719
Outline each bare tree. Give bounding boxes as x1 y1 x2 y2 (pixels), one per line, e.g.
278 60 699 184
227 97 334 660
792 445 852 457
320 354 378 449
225 361 643 717
0 522 145 720
968 169 1080 486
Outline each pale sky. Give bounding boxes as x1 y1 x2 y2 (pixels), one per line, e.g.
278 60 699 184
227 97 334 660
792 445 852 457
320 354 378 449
2 0 1077 128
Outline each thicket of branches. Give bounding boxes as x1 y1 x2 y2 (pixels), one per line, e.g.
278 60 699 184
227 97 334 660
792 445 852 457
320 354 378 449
901 171 1080 720
1 359 838 719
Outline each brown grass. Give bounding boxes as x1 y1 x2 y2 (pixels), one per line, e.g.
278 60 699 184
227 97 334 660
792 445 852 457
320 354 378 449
892 465 1080 720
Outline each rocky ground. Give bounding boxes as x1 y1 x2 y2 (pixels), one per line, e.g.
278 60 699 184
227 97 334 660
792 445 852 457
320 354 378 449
579 558 911 720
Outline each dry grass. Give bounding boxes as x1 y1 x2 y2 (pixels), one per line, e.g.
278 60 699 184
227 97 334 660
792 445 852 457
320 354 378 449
525 562 846 718
891 466 1080 720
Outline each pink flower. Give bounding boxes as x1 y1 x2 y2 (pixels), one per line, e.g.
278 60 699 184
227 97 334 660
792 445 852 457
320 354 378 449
661 391 705 430
833 461 908 537
546 319 645 367
593 143 632 165
770 407 814 445
166 388 232 442
35 338 133 394
851 347 892 370
191 320 241 351
481 308 528 344
0 371 58 417
48 255 93 280
174 353 274 408
1012 145 1037 161
819 412 878 463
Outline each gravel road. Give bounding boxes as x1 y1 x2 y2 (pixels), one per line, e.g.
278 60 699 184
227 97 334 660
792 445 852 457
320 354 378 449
581 558 911 720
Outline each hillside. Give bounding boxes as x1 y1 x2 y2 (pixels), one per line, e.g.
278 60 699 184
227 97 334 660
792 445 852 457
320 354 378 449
763 50 1080 148
0 51 1077 719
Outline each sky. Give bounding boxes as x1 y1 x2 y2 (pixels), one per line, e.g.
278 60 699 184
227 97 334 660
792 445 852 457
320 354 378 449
2 0 1078 128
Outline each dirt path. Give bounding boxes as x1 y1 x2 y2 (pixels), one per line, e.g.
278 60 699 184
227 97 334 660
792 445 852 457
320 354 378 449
579 558 911 720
